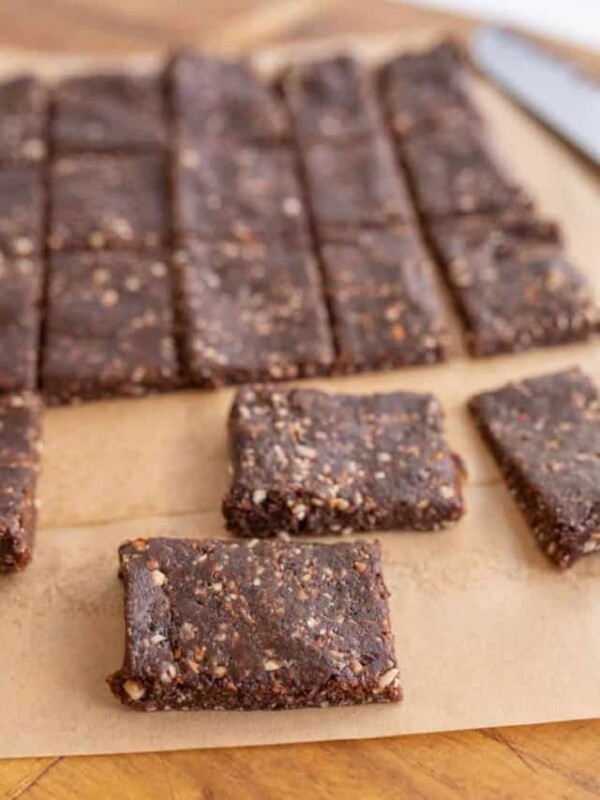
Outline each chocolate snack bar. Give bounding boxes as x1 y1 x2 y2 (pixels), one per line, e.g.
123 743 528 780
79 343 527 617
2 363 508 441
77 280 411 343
0 75 47 162
469 367 600 567
0 257 43 392
223 385 465 537
108 537 401 710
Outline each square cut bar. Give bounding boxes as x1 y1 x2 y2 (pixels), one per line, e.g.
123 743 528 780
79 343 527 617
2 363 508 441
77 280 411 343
379 46 481 138
0 257 43 392
42 251 178 404
0 165 45 256
0 76 48 162
282 55 383 142
399 126 531 219
49 153 168 251
170 52 288 144
429 214 596 356
173 141 309 246
295 135 415 237
223 386 465 537
52 72 168 152
108 537 401 710
0 393 43 572
176 239 335 386
469 368 600 568
320 227 448 371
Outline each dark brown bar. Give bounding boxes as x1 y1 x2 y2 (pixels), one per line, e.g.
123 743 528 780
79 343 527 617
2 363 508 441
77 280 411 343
282 55 383 142
52 72 168 152
0 75 48 163
170 52 288 144
48 153 168 251
0 164 45 256
320 227 448 370
469 368 600 568
429 213 596 356
175 238 335 386
0 393 43 572
42 251 178 404
0 257 43 393
223 385 465 537
108 537 401 710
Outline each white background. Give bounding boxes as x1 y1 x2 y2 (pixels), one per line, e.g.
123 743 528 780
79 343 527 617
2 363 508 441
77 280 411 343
401 0 600 49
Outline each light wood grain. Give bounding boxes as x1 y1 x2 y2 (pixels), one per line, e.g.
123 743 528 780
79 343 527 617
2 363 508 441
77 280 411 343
0 0 598 797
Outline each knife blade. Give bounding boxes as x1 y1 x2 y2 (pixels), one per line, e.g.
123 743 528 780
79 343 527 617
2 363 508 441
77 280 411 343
472 26 600 166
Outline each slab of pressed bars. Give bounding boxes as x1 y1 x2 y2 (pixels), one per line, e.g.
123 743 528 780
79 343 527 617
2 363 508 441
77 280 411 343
223 385 465 537
429 213 595 356
108 537 401 711
42 251 178 404
175 238 335 386
469 367 600 568
320 226 448 371
0 392 42 572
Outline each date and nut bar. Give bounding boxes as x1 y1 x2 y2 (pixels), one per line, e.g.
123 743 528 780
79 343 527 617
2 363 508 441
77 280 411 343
469 367 600 568
0 393 43 572
223 386 465 537
108 537 401 711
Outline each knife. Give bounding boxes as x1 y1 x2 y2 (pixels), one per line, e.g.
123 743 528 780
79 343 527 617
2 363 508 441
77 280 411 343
472 26 600 166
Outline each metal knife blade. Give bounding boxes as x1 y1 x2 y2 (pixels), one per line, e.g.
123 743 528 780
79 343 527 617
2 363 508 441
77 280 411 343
472 26 600 166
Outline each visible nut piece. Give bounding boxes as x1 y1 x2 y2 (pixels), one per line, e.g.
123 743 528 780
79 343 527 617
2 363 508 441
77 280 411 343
264 659 283 672
378 667 400 690
151 569 167 587
123 679 146 701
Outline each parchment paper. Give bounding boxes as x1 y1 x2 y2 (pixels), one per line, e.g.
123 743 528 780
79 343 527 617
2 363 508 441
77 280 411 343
0 32 599 758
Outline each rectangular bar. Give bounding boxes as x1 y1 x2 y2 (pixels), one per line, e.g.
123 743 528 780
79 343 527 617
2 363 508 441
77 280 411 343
175 239 335 386
172 141 309 246
0 164 45 256
379 43 482 138
297 134 415 237
399 125 532 219
223 385 465 537
469 367 600 568
429 213 596 356
48 153 168 251
0 257 43 392
170 52 288 144
52 72 168 153
0 75 47 163
282 55 383 142
42 251 178 404
108 537 401 710
0 393 43 572
320 227 448 371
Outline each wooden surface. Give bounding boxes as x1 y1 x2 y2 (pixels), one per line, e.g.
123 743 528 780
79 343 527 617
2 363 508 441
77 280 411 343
0 0 598 797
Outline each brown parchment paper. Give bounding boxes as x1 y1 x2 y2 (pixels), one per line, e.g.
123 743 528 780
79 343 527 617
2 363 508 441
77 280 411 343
0 32 599 759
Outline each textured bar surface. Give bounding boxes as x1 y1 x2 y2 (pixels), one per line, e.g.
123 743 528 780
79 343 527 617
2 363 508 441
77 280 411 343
42 251 178 404
469 367 600 567
0 393 43 572
0 75 47 162
223 385 465 537
0 257 43 392
108 537 401 711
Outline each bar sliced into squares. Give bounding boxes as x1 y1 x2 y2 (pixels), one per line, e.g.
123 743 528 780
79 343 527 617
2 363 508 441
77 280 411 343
0 393 43 572
429 214 596 356
52 72 168 152
176 239 334 386
299 135 414 237
108 537 401 710
282 55 383 142
469 368 600 568
171 52 288 144
42 251 178 404
173 141 308 246
380 48 481 138
223 386 465 537
320 227 448 372
0 257 43 392
0 75 48 162
49 153 168 251
0 165 45 256
400 126 531 219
